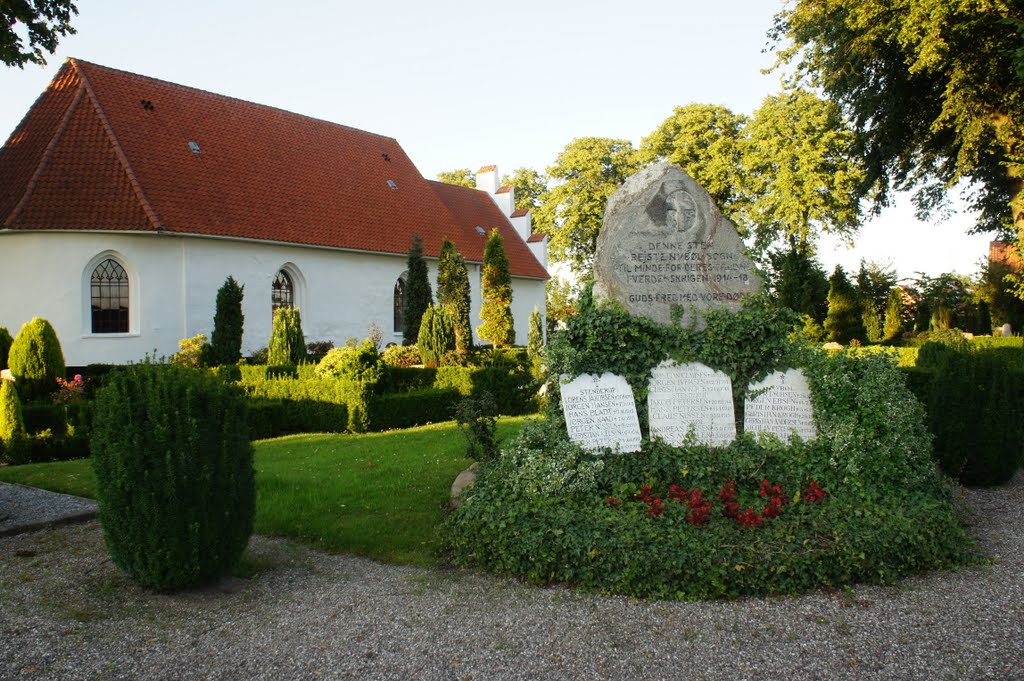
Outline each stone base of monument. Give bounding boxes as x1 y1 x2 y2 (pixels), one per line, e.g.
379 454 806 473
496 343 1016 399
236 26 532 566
449 462 478 509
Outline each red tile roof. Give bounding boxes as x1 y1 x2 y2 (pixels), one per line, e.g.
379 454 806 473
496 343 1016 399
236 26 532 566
510 208 529 218
427 181 547 278
527 232 547 243
476 165 496 173
0 59 547 279
496 185 512 194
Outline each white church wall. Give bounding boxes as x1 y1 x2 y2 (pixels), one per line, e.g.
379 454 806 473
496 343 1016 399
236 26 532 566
1 231 547 366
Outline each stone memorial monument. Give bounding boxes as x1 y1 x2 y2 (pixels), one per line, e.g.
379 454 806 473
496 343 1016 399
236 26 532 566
593 163 762 329
744 369 817 442
648 360 736 446
560 373 642 453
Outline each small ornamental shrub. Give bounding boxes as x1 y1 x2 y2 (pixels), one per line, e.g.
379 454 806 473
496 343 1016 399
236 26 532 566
824 266 866 344
454 393 500 461
882 287 905 343
437 239 473 353
0 326 13 370
267 308 307 366
316 341 384 384
382 344 421 368
209 276 245 365
417 304 456 368
0 379 26 444
8 317 66 402
171 333 212 368
527 306 544 376
91 362 255 589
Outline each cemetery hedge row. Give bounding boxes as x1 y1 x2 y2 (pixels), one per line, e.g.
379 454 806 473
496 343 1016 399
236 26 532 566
446 296 976 599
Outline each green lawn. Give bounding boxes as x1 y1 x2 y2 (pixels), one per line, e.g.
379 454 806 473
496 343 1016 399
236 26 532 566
0 417 532 566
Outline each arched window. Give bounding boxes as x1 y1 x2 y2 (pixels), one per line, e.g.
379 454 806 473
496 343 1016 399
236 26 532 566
91 258 130 333
393 273 407 334
272 269 293 311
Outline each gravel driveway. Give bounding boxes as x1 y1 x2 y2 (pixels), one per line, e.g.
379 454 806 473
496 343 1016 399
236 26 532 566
1 472 1021 680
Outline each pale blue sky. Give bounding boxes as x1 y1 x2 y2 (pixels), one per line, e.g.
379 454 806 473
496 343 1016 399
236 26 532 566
0 0 994 280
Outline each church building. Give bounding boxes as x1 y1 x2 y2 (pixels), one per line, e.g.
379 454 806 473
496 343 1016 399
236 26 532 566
0 59 548 366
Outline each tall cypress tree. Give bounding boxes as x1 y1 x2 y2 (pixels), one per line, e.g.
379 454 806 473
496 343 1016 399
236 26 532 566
210 276 245 365
403 236 433 346
882 287 905 342
478 228 515 348
436 238 473 353
824 265 866 344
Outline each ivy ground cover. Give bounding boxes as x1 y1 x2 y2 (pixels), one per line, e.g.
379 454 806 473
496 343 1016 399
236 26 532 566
445 298 975 599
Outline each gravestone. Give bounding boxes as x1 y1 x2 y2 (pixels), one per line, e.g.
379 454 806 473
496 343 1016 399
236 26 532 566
560 373 642 452
744 369 817 442
593 163 762 329
648 361 736 446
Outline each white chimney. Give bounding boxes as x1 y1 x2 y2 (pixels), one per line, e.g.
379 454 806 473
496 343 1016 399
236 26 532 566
476 165 499 194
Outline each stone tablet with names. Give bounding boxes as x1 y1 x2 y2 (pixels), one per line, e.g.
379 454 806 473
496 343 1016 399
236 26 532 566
647 360 736 446
744 369 817 442
593 163 762 329
560 373 642 453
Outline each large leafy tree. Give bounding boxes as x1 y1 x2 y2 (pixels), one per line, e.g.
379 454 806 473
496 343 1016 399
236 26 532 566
740 89 865 255
535 137 641 278
477 228 515 348
501 167 548 213
639 103 749 218
2 0 77 67
772 1 1024 238
436 169 476 189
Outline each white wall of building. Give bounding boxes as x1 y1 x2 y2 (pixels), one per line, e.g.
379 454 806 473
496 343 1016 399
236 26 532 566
1 231 546 366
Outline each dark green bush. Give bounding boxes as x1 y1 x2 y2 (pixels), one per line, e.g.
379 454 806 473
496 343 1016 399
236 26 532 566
91 363 255 590
454 393 500 461
369 388 461 430
0 327 13 370
210 276 245 365
446 300 971 600
246 398 349 439
379 366 436 393
417 304 456 368
908 349 1024 486
8 317 66 401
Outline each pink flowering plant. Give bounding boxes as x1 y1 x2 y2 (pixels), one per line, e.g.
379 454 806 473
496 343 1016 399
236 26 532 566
53 374 86 405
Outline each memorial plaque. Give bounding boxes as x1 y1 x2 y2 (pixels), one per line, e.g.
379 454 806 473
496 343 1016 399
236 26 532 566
593 163 762 329
744 369 817 442
560 373 642 453
647 360 736 446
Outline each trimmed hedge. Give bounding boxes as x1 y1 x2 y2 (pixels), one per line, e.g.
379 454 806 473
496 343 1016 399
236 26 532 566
247 399 349 440
368 388 462 431
92 363 255 589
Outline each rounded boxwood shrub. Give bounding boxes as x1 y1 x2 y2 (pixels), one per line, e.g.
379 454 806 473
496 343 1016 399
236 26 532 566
8 317 65 402
417 304 455 368
0 379 26 444
91 362 255 589
445 298 972 600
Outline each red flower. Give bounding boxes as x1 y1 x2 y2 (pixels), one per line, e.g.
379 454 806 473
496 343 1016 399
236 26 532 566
803 481 827 503
736 509 764 527
646 498 665 518
605 496 622 509
722 500 740 519
717 481 736 503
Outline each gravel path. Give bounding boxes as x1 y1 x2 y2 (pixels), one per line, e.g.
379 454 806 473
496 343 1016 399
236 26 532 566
1 473 1022 681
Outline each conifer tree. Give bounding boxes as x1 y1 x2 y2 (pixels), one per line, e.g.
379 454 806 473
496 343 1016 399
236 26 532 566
527 306 544 376
0 327 12 371
478 228 515 348
403 236 433 345
417 304 456 367
267 308 307 366
436 238 473 353
0 380 26 444
824 266 866 344
883 287 905 342
8 317 65 401
210 276 244 365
